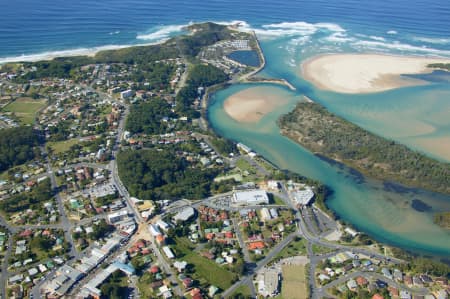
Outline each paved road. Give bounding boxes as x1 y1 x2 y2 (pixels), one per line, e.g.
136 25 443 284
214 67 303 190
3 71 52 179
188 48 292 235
222 233 297 298
232 218 251 263
108 104 184 297
0 233 14 299
316 271 429 298
43 146 79 260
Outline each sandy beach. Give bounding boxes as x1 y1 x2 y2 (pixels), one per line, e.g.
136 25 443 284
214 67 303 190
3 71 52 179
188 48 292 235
0 42 163 64
224 86 288 123
301 54 450 94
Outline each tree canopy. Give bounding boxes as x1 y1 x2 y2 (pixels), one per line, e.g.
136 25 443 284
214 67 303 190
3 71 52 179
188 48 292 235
279 102 450 194
0 126 41 172
117 148 219 201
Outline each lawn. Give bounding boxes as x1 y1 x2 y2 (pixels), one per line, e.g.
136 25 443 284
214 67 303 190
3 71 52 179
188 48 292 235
270 194 287 205
174 237 236 290
47 138 81 154
235 158 256 174
282 264 308 299
2 97 47 124
275 237 307 260
311 244 335 255
137 272 157 299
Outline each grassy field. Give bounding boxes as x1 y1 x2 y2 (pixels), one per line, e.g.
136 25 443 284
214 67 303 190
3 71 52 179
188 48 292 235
282 265 308 299
271 194 287 205
2 97 47 124
174 237 236 290
47 138 81 154
311 244 335 255
275 237 307 260
236 158 256 174
136 272 157 299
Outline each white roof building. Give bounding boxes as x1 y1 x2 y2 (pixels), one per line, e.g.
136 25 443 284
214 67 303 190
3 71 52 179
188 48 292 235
149 224 162 237
260 208 272 221
107 210 128 224
156 220 171 231
173 207 195 222
292 188 315 206
231 190 269 206
163 246 175 259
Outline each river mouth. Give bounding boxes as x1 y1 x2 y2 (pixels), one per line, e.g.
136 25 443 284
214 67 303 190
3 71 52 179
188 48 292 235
207 82 450 257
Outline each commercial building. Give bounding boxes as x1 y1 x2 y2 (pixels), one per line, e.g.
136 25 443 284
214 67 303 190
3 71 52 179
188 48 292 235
292 188 315 206
173 207 195 222
260 208 272 221
120 89 134 99
257 268 280 297
107 210 129 224
149 224 162 237
231 190 269 206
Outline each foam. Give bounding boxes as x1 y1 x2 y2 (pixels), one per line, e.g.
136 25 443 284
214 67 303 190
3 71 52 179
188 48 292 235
136 24 186 40
369 36 386 42
412 36 450 45
352 40 450 57
387 30 398 35
0 43 157 64
254 21 346 38
325 32 355 43
136 20 252 41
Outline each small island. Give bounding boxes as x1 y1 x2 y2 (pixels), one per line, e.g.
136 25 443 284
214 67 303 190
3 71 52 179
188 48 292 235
278 101 450 194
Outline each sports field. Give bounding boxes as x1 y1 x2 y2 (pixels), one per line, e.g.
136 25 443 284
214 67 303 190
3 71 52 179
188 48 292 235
2 97 47 124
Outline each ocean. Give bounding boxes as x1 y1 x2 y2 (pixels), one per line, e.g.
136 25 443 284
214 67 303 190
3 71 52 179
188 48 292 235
1 0 450 255
1 0 450 61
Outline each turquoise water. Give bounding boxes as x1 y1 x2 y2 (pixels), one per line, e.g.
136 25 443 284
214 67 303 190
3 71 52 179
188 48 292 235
208 82 450 256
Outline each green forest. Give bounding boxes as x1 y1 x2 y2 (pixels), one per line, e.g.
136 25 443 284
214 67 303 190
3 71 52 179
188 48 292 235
117 148 220 201
176 64 228 117
125 99 174 135
279 102 450 194
0 126 42 172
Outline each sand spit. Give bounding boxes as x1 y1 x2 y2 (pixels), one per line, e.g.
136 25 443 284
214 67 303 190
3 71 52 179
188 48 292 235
301 54 450 94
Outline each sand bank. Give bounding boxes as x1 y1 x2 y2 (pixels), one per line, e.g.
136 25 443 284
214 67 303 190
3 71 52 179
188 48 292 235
408 136 450 162
224 86 288 123
301 54 450 94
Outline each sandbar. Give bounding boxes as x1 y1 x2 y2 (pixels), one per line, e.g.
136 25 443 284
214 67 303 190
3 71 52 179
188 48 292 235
224 86 288 123
301 54 450 94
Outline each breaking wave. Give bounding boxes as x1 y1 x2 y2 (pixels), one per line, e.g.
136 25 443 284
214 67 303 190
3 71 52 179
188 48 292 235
136 24 186 41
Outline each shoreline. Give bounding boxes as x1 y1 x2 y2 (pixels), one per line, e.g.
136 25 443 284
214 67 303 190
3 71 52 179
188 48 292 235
238 31 296 91
301 53 450 94
0 41 168 64
278 101 450 195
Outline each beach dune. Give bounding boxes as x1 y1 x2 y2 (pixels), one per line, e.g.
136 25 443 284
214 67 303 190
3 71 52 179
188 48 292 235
224 86 288 123
302 54 450 94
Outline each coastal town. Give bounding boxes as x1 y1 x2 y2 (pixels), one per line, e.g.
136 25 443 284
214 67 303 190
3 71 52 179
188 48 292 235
0 22 449 299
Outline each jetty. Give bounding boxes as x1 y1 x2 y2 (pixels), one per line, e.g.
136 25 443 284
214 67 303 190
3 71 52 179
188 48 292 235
239 31 296 91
